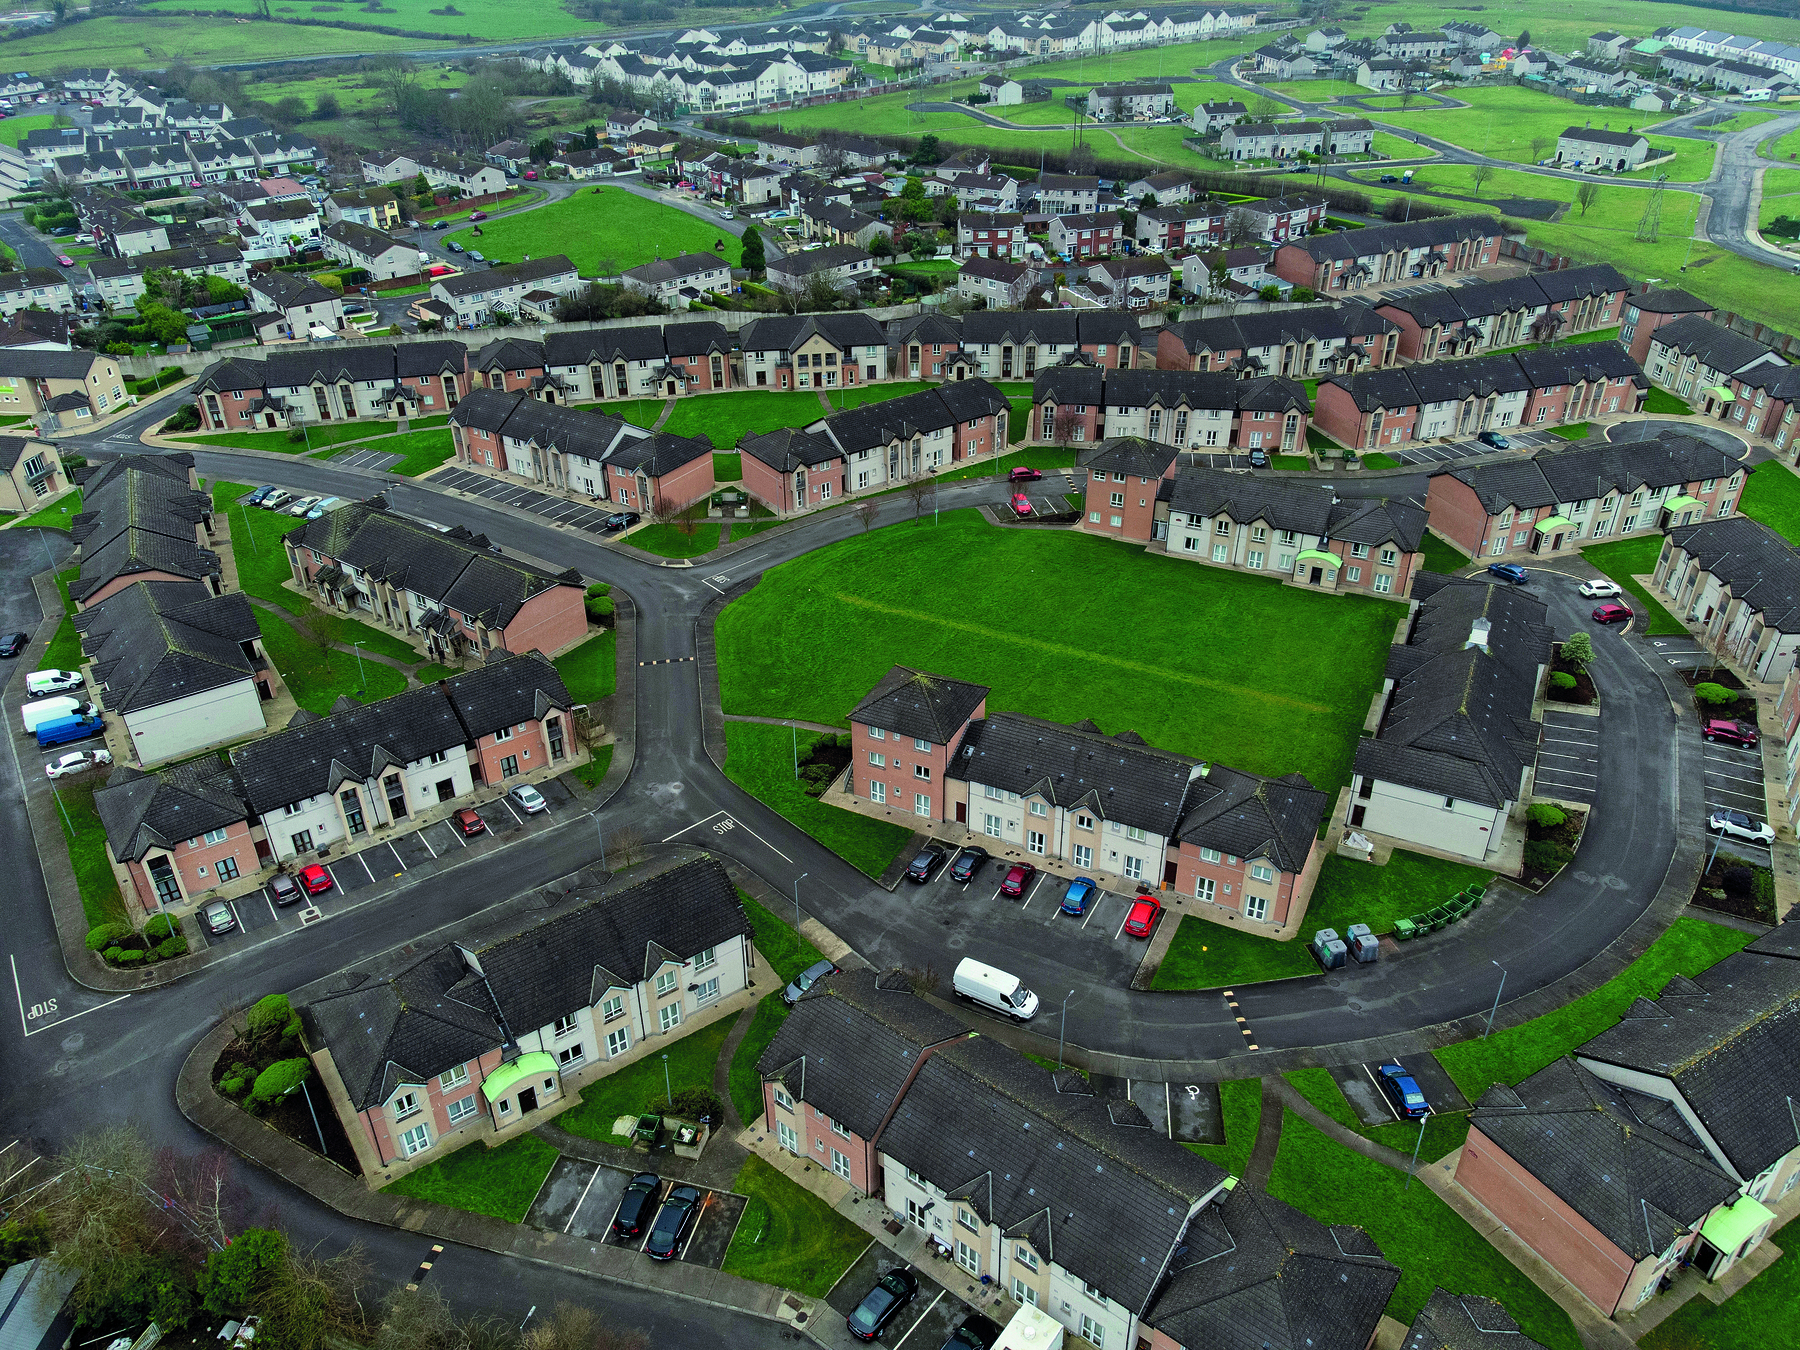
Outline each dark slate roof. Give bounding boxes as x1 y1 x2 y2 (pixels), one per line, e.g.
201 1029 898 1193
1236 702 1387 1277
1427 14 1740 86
961 310 1081 348
1403 1287 1550 1350
1079 436 1177 479
877 1035 1226 1316
0 350 106 381
1560 126 1647 147
72 579 259 713
758 968 971 1140
1162 302 1395 356
850 665 989 745
322 219 408 256
393 340 467 378
1033 364 1105 405
1099 368 1305 413
1575 950 1800 1178
434 255 577 299
1530 262 1632 303
1630 288 1712 315
545 326 664 365
0 434 49 472
1745 914 1800 961
469 336 546 373
1470 1058 1739 1255
449 388 641 463
67 457 217 601
1437 435 1736 515
1665 515 1800 632
1327 496 1430 552
1167 468 1334 535
604 431 713 478
1646 314 1781 374
817 381 1008 455
1145 1184 1398 1350
662 321 732 358
1354 576 1551 808
1282 215 1502 264
1175 765 1329 871
440 649 573 729
249 269 339 309
738 312 887 354
93 759 250 864
739 426 841 472
1512 342 1647 392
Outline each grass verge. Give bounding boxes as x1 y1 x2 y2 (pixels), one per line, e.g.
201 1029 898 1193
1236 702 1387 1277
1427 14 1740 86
1580 536 1684 636
1184 1077 1261 1177
553 629 617 703
383 1133 560 1223
722 1155 871 1296
555 1016 733 1146
625 522 722 558
722 722 912 878
1420 532 1469 574
54 778 130 929
12 489 81 531
1741 462 1800 546
726 892 826 1125
568 743 613 791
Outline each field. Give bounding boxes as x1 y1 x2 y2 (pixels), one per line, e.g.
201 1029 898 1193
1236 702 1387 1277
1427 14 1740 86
716 509 1401 791
1740 462 1800 544
445 188 740 278
0 113 58 147
1761 168 1800 232
1359 0 1800 51
721 722 912 877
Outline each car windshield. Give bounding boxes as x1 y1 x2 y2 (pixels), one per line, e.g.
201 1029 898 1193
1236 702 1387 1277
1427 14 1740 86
852 1292 894 1330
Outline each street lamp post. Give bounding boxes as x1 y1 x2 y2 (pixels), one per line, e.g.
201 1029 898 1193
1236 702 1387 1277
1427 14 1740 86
793 872 808 931
351 642 366 695
1057 989 1075 1069
1483 959 1508 1039
662 1052 671 1106
238 500 259 555
594 811 608 871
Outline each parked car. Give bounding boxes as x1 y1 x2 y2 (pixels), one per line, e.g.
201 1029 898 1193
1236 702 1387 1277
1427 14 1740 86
1376 1062 1429 1119
604 511 641 531
298 862 333 895
202 900 237 936
431 219 449 230
906 843 949 883
269 872 303 906
1485 562 1528 585
453 807 487 835
445 240 465 253
508 783 548 814
1709 809 1775 844
26 669 84 695
1591 601 1634 625
44 749 111 779
948 846 988 883
285 495 321 517
1059 876 1098 916
1123 894 1162 938
55 254 73 267
1011 492 1033 516
306 497 342 519
261 489 294 511
0 631 26 658
1577 579 1622 599
940 1315 1003 1350
467 210 488 221
611 1172 661 1239
644 1184 702 1260
469 250 486 263
1008 466 1043 483
1379 173 1400 183
243 485 277 506
783 957 840 1006
1247 448 1268 468
847 1268 919 1342
999 862 1036 898
1476 431 1511 449
1703 718 1760 747
718 209 735 220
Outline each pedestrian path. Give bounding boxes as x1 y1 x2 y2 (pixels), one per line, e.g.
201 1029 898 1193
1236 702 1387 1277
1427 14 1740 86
651 396 678 431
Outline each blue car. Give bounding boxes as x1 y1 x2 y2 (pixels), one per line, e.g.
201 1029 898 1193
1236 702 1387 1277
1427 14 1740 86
1486 562 1529 585
1376 1062 1429 1119
1060 876 1099 916
243 485 276 506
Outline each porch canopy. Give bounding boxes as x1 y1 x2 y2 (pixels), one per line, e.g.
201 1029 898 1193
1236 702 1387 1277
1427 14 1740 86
1705 386 1735 402
1699 1194 1775 1254
1664 495 1703 513
1533 515 1573 533
1295 549 1338 566
482 1051 557 1103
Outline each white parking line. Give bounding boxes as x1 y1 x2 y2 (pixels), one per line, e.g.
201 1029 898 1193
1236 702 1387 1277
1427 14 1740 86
566 1163 602 1234
417 828 437 859
1705 768 1766 788
449 819 469 847
1539 750 1593 760
1539 767 1598 779
501 796 527 826
1080 896 1106 929
892 1291 948 1350
385 840 406 874
677 1192 711 1262
1114 906 1133 940
264 890 280 922
325 864 341 892
227 899 244 932
359 852 377 883
1019 873 1046 911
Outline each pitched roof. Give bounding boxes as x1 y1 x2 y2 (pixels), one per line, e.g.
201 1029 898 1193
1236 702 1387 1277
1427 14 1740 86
621 251 729 285
1665 515 1800 632
739 426 842 472
93 759 250 863
1079 436 1177 479
1438 434 1740 515
1560 126 1647 147
1630 288 1712 315
1403 1288 1550 1350
1175 763 1330 871
72 579 260 713
67 455 218 601
851 665 989 745
435 255 578 299
1645 314 1783 376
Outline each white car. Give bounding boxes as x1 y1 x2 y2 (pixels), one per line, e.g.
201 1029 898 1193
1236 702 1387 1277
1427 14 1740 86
508 783 548 815
1709 810 1776 845
46 748 112 779
1578 580 1623 599
286 495 321 516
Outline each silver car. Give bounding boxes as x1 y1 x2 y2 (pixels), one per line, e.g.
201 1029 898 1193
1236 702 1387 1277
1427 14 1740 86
508 783 547 814
203 900 236 935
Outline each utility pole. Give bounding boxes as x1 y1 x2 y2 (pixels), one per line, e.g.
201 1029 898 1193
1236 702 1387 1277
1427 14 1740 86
1483 959 1508 1038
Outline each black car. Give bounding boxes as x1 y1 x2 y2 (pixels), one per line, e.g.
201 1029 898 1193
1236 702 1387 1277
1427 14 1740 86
1476 430 1511 449
1247 448 1269 468
906 844 949 883
948 846 989 883
644 1184 702 1259
610 1172 661 1239
445 240 465 254
604 511 641 531
941 1314 1003 1350
0 631 27 658
1379 173 1400 183
847 1268 919 1342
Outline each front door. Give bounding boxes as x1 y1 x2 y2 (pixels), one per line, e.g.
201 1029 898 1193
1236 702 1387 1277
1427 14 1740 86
666 380 677 396
956 802 967 823
1692 1238 1725 1279
518 1086 538 1115
1310 566 1323 584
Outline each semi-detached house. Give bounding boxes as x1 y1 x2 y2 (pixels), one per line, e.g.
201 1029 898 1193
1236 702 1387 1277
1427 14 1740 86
300 856 749 1178
1033 367 1309 452
88 243 248 311
1653 515 1800 683
431 255 581 327
1273 215 1505 291
737 312 890 389
620 251 731 304
1643 314 1791 421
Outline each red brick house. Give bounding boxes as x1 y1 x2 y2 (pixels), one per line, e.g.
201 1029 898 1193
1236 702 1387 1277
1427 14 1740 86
848 665 988 822
1272 215 1503 292
1035 367 1312 454
1157 304 1399 377
1075 437 1179 540
1621 287 1715 365
1373 264 1630 363
68 455 222 610
1049 211 1122 261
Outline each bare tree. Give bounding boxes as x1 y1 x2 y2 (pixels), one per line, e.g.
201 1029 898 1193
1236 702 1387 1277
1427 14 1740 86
854 499 881 532
906 476 935 521
150 1145 253 1255
1223 207 1261 248
608 825 646 869
1529 134 1553 162
1053 407 1083 451
649 493 683 527
521 1302 646 1350
803 269 844 312
259 1241 375 1350
299 604 343 654
1574 181 1600 216
1398 86 1417 112
1469 162 1495 195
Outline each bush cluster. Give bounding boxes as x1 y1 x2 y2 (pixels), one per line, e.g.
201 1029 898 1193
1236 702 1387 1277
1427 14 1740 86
1549 670 1577 691
1695 681 1739 706
1524 839 1574 874
584 581 614 626
652 1085 724 1124
1526 803 1566 829
248 1058 313 1110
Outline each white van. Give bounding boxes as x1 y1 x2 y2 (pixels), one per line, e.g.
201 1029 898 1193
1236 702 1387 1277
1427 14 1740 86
22 696 92 734
26 669 83 697
953 958 1040 1021
1743 89 1774 101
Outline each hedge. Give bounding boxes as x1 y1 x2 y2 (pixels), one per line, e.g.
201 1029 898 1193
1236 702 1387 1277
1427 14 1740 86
248 1058 312 1107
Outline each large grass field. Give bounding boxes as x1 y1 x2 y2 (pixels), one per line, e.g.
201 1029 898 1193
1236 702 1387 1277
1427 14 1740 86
1741 462 1800 544
446 187 742 278
1152 849 1492 988
0 113 59 148
1759 168 1800 231
722 722 913 877
716 509 1399 791
656 389 826 448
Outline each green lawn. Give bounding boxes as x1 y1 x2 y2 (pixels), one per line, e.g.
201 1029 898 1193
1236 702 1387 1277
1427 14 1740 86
381 429 456 477
553 629 616 704
625 522 722 558
179 423 378 453
1642 1217 1800 1350
1359 453 1401 470
1645 388 1695 415
1759 168 1800 232
1547 423 1592 440
12 489 80 531
722 722 913 878
568 742 613 791
383 1133 560 1224
555 1016 733 1146
1270 1111 1582 1350
825 381 938 409
1263 80 1364 101
1740 463 1800 544
1184 1077 1261 1178
414 664 461 684
714 452 742 483
446 187 741 278
1272 454 1312 471
722 1155 871 1296
1420 532 1470 575
55 778 129 930
255 607 408 714
1434 917 1752 1099
602 398 667 429
44 567 82 670
0 113 58 147
1153 850 1492 988
717 509 1398 791
1283 1067 1473 1160
727 892 826 1125
1580 536 1685 636
935 446 1076 483
657 390 827 449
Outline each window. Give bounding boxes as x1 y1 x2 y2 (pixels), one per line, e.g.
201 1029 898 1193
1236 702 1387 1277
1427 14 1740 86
777 1120 799 1153
1028 830 1045 855
655 969 679 996
659 1002 683 1032
1247 550 1264 569
290 830 313 854
956 1240 981 1275
915 792 931 817
1123 855 1143 880
1351 542 1369 558
1012 1279 1038 1307
1380 547 1398 566
393 1092 420 1120
441 1065 469 1091
914 764 931 780
1346 566 1361 582
694 946 717 970
1076 813 1094 831
1196 876 1216 902
694 977 719 1003
217 857 239 882
1199 847 1221 863
1245 894 1268 921
984 813 1003 837
557 1043 584 1067
447 1094 478 1125
869 751 886 767
500 754 519 779
1016 1245 1038 1271
830 1148 852 1180
400 1124 431 1157
1374 574 1393 594
494 725 515 742
1110 491 1124 509
1212 543 1229 563
869 727 885 740
1125 826 1147 843
1250 863 1275 882
601 994 625 1022
1029 800 1047 817
1078 1311 1106 1345
870 781 886 804
957 1206 978 1232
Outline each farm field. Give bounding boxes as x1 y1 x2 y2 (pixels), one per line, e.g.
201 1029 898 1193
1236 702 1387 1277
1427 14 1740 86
445 187 741 277
0 113 58 147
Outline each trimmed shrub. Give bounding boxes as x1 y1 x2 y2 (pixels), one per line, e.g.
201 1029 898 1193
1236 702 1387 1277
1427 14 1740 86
1723 865 1754 898
1549 671 1577 691
1695 682 1738 706
156 936 189 960
144 913 180 941
1524 839 1574 874
86 922 133 951
114 949 145 965
655 1085 724 1124
102 947 125 964
1527 803 1566 829
585 595 615 624
248 1057 313 1108
247 993 295 1040
161 404 201 432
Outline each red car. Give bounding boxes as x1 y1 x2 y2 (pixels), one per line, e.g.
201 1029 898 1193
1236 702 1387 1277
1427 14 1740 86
55 254 73 267
999 862 1036 898
298 863 333 895
1008 466 1043 483
468 210 488 221
453 806 487 836
1123 894 1162 938
1011 492 1033 516
1591 602 1634 625
1703 718 1760 747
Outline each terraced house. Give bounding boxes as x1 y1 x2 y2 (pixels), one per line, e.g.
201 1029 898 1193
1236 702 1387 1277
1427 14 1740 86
297 853 748 1175
1272 215 1506 291
737 312 890 389
67 454 221 609
193 342 471 429
1033 367 1310 452
1643 314 1793 422
1424 435 1742 560
1373 264 1632 361
1653 516 1800 683
1157 303 1399 377
430 256 581 328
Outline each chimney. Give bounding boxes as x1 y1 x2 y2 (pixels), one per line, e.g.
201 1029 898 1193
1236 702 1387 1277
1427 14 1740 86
1465 617 1492 653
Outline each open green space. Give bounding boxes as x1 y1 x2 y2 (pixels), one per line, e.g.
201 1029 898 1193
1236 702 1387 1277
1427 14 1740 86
1741 462 1800 544
883 259 959 276
1644 388 1695 415
1264 80 1364 102
601 398 666 429
1547 423 1592 440
179 421 383 453
717 509 1399 791
0 113 58 148
55 777 130 930
1283 1067 1473 1160
568 741 613 791
255 608 408 713
553 629 616 704
1642 1216 1800 1350
1758 168 1800 230
12 488 80 531
383 1133 560 1224
723 721 912 878
44 566 81 670
556 1016 732 1146
1767 127 1800 163
723 1155 871 1296
935 446 1076 484
1435 917 1751 1098
1580 535 1685 636
447 187 741 278
327 427 456 477
1420 532 1470 575
825 381 937 409
727 892 826 1125
1704 109 1782 135
659 390 825 449
1152 849 1492 989
1184 1077 1260 1177
714 452 742 483
624 522 722 558
1270 1110 1581 1350
1360 452 1401 470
